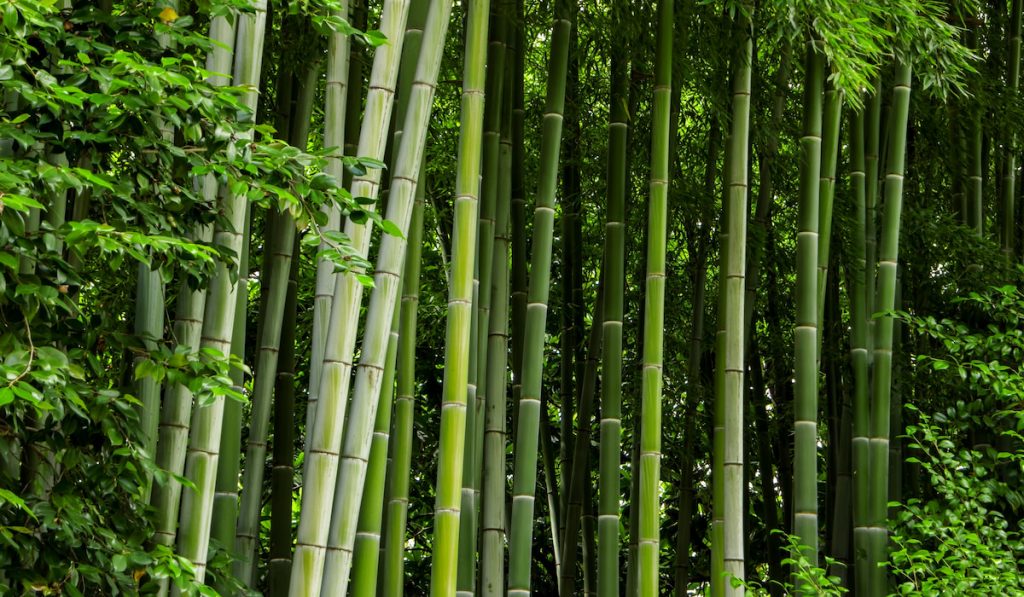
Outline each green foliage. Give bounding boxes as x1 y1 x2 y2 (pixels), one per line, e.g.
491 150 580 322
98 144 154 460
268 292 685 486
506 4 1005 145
891 282 1024 596
890 410 1024 596
734 531 848 596
0 0 375 593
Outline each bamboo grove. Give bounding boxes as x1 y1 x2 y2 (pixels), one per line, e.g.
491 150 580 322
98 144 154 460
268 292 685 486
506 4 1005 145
6 0 1024 596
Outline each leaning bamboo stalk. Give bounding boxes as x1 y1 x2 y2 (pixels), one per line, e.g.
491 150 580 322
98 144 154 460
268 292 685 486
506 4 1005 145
377 3 429 594
314 1 451 594
348 278 402 597
290 0 412 590
307 0 352 450
173 2 268 586
378 169 426 597
507 0 572 592
210 209 250 591
233 207 295 584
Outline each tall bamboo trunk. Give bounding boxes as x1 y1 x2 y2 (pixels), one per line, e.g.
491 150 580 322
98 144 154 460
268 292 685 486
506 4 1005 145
480 23 514 592
291 0 412 590
597 10 628 594
428 0 489 594
793 39 824 590
307 0 352 449
720 8 753 593
638 2 673 593
268 237 300 597
150 14 234 569
865 60 913 596
172 5 267 586
507 0 572 592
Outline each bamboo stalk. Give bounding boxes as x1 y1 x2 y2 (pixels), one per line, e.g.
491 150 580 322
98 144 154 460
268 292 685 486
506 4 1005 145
507 0 572 591
638 0 673 593
172 4 267 586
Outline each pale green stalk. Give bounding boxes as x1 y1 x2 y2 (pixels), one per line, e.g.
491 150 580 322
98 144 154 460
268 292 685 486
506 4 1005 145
234 208 296 584
172 2 267 586
316 1 452 593
290 0 412 590
307 0 352 452
150 11 231 591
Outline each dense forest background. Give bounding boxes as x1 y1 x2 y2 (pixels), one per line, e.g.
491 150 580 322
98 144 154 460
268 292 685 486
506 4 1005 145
1 0 1023 595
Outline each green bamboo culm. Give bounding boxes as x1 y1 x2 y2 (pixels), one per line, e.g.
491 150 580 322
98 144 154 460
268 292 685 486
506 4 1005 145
378 170 425 597
816 84 843 343
150 12 233 567
638 0 673 594
268 237 300 597
846 107 870 592
460 9 507 594
376 4 429 595
431 0 490 592
597 6 628 595
209 206 250 592
507 0 572 593
865 60 913 597
793 38 824 591
479 4 512 595
291 0 412 589
347 276 402 597
172 4 266 588
233 206 295 585
307 0 352 451
235 54 315 589
1002 0 1022 258
480 36 513 596
721 7 753 594
317 1 424 593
